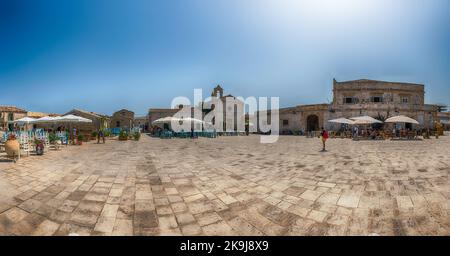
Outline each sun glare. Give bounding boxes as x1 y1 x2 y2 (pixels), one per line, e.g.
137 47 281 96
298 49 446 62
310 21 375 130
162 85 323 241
259 0 380 21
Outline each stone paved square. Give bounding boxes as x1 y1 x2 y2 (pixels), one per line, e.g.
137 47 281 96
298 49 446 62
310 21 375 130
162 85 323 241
1 135 449 236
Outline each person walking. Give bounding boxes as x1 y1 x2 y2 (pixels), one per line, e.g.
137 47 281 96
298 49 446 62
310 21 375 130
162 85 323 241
320 127 329 152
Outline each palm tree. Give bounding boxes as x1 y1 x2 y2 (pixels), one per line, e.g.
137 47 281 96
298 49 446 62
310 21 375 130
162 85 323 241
373 112 388 130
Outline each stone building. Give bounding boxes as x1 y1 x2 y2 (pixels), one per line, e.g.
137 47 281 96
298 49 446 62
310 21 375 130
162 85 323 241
111 109 135 130
201 85 245 131
0 106 27 131
148 108 180 129
259 79 440 133
26 111 61 131
27 111 60 119
64 109 110 132
438 112 450 130
134 116 149 131
149 85 246 131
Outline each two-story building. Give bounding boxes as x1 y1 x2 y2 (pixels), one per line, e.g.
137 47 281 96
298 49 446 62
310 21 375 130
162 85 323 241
261 79 440 133
111 109 135 130
0 106 27 131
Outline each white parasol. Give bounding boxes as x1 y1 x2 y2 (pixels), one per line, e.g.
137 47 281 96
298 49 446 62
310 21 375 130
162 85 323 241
32 116 59 124
328 118 355 125
152 116 181 124
13 117 37 125
385 115 419 124
350 116 383 125
57 114 92 123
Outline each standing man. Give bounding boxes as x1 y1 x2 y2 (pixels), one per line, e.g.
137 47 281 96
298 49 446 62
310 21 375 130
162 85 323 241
353 126 359 139
73 128 77 145
320 127 329 152
97 129 105 144
101 129 105 143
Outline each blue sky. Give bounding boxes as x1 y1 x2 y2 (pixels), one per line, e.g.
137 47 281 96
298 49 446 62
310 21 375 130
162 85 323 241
1 0 449 116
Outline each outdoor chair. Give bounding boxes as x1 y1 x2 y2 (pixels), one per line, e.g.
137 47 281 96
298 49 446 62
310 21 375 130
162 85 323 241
60 135 68 146
2 133 8 142
19 133 32 157
160 131 173 139
407 131 416 140
384 131 392 140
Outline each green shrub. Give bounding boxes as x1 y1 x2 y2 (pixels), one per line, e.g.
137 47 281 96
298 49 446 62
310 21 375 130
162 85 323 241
49 133 59 143
119 130 128 140
133 132 141 141
78 134 85 142
91 131 98 138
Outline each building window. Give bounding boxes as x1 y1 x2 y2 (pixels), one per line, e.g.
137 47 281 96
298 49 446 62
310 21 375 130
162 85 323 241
401 97 409 104
283 120 289 126
371 96 383 103
344 97 358 104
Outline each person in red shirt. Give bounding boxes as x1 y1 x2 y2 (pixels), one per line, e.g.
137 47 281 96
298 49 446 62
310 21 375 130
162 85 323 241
320 127 329 152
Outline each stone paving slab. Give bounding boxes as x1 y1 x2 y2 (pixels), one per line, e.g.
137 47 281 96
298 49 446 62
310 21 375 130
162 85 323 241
0 135 449 236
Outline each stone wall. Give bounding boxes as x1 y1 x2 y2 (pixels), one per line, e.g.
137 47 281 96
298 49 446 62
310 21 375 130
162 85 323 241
0 111 27 130
332 79 425 111
111 109 135 129
148 109 180 127
259 79 439 133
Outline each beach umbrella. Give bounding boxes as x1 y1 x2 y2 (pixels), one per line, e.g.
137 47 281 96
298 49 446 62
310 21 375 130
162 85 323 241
13 117 36 125
55 115 92 143
152 116 180 124
179 117 205 131
57 114 92 123
182 117 204 124
385 115 419 124
350 116 383 124
328 118 355 125
32 116 59 123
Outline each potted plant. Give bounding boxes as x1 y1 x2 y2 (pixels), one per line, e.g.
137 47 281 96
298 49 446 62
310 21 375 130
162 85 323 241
5 134 20 159
49 133 60 144
49 133 62 149
34 138 45 155
91 131 98 140
118 130 128 141
77 134 84 145
133 132 141 141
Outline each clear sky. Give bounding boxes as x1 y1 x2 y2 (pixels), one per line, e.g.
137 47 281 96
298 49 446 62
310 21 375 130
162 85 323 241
1 0 449 116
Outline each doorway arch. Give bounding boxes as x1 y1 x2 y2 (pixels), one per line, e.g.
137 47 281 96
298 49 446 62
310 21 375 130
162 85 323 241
306 115 319 131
